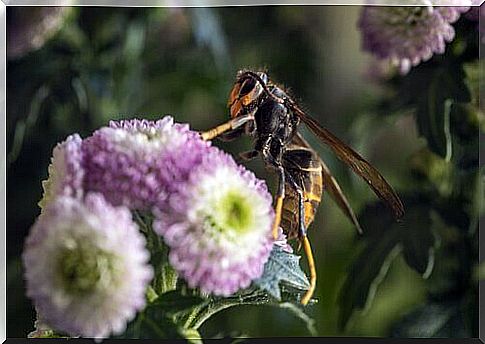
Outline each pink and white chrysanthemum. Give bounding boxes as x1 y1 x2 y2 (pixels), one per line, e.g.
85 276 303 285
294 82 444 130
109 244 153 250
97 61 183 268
358 4 470 74
154 149 275 296
38 134 84 210
23 193 153 339
82 116 211 210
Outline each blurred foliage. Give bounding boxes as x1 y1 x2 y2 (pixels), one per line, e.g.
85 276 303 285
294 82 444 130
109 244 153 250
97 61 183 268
7 5 481 339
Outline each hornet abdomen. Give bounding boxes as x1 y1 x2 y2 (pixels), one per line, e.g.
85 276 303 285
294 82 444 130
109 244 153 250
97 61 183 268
281 141 323 240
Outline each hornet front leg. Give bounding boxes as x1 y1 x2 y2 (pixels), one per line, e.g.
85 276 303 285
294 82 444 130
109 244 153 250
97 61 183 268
200 113 254 141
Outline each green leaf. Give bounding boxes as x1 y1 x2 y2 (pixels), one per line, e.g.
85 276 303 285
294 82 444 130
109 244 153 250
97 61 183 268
409 148 454 197
338 231 402 330
122 302 185 339
278 302 317 336
338 198 438 329
391 302 468 338
155 290 206 314
253 245 310 301
400 207 435 278
449 103 480 171
416 65 471 159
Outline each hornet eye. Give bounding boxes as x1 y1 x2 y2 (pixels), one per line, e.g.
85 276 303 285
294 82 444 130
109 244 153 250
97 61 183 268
239 78 256 97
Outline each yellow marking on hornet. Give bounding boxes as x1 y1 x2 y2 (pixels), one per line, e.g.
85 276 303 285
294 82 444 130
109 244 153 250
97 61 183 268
299 167 323 172
272 195 284 239
305 192 322 202
301 236 316 306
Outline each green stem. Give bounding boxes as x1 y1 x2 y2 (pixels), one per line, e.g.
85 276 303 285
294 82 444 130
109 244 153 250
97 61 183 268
134 210 179 294
182 301 210 329
186 289 271 330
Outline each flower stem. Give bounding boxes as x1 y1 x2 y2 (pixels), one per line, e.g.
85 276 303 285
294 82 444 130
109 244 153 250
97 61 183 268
184 289 271 330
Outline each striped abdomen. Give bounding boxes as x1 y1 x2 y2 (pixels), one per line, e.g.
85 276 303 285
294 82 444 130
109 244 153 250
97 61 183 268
280 146 323 240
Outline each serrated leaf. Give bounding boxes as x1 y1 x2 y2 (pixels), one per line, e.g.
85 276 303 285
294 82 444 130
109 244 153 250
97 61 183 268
253 245 310 300
338 231 402 330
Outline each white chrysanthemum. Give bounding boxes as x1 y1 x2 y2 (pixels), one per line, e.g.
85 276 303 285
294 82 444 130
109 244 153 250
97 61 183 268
104 117 190 157
23 193 153 339
155 149 274 296
189 164 271 248
39 134 84 210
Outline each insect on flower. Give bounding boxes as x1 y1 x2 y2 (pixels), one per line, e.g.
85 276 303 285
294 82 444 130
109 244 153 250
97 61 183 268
201 70 405 305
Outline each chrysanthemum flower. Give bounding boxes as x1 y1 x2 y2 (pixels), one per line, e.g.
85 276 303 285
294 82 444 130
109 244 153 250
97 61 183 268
358 5 470 74
82 116 211 210
23 193 153 338
39 134 84 210
154 149 275 296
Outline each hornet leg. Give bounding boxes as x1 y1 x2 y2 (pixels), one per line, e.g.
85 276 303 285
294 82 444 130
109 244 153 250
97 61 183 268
272 166 285 240
200 113 254 141
260 137 286 240
294 185 316 306
301 236 317 306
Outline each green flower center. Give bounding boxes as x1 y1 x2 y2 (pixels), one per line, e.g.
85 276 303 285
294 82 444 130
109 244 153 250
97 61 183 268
57 239 118 295
212 191 254 235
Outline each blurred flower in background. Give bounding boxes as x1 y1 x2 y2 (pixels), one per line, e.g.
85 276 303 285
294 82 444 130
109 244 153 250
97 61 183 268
358 5 470 74
7 7 71 59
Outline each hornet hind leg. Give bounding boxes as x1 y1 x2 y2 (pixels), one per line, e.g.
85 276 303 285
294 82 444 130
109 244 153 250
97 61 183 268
297 187 317 306
286 173 317 306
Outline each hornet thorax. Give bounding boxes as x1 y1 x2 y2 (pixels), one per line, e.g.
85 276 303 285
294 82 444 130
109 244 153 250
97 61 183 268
227 71 300 163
